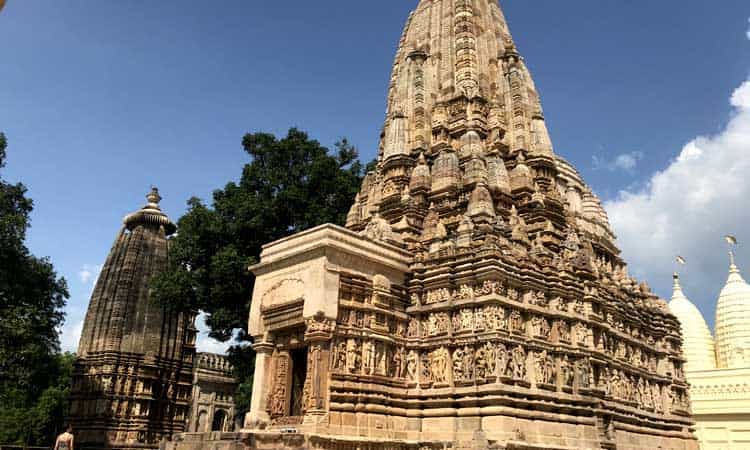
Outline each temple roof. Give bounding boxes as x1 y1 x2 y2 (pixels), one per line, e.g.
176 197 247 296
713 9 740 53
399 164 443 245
78 187 184 357
715 252 750 368
346 0 621 263
124 187 177 235
668 273 716 371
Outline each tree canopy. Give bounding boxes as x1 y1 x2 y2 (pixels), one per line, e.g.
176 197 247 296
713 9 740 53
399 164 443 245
152 128 368 341
0 133 71 444
152 129 369 412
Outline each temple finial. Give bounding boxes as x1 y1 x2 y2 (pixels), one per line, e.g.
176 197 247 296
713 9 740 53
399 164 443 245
726 235 739 272
147 186 162 206
672 272 682 293
123 186 175 235
730 250 738 272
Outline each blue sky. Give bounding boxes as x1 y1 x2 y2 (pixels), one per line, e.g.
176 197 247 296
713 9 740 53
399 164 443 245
1 1 749 353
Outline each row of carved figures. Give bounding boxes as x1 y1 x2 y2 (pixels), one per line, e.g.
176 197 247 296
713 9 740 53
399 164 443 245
70 396 187 422
414 268 668 314
411 307 591 345
72 373 189 400
338 304 679 381
417 281 586 309
599 367 687 414
342 276 674 355
74 429 157 446
105 429 162 445
328 336 689 415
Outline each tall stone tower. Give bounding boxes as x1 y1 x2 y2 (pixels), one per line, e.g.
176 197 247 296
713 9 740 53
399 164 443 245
233 1 699 449
71 189 196 450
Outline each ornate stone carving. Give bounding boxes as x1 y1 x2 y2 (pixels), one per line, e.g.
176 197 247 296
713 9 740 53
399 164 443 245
267 353 289 417
509 345 527 381
406 350 419 383
452 346 475 383
305 312 335 341
475 342 496 380
362 340 376 375
531 316 551 339
346 339 361 374
240 0 699 447
427 312 450 336
560 356 574 387
535 350 556 386
509 310 524 334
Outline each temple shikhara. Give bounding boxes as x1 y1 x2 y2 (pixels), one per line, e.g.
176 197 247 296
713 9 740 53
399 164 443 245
221 0 697 449
71 1 702 449
70 189 197 448
70 190 239 449
669 254 750 449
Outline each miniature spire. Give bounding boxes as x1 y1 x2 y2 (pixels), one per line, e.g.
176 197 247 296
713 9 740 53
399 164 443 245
146 186 162 207
715 245 750 368
672 273 686 298
124 187 177 235
727 250 745 282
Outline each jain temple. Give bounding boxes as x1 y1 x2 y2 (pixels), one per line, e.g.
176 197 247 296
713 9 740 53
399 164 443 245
669 254 750 449
70 1 711 449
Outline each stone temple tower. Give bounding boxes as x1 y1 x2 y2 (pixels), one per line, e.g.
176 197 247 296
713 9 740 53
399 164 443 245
71 189 196 450
210 1 700 449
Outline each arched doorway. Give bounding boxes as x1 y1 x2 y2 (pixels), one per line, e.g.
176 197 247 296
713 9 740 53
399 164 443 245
211 409 227 432
196 410 208 432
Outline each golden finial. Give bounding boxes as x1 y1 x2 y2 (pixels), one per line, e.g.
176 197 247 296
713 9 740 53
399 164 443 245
725 235 739 269
146 186 162 206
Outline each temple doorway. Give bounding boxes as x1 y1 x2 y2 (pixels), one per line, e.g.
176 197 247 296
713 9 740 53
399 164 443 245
289 347 308 417
211 409 227 431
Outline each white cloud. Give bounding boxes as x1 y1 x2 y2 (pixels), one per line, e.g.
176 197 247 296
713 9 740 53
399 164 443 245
194 312 241 355
732 80 750 109
78 264 102 284
60 318 84 353
746 17 750 41
593 151 643 173
605 78 750 329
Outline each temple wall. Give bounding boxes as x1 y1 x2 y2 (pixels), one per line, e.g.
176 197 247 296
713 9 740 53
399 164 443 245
687 367 750 449
224 224 700 450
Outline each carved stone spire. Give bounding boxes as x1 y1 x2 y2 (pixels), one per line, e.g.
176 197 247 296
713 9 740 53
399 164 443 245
348 0 617 260
71 188 195 449
243 2 698 447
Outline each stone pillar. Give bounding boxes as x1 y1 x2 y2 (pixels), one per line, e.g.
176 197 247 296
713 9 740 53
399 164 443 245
243 341 274 430
303 312 335 423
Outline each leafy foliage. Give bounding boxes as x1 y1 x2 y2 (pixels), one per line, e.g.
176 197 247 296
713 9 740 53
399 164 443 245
152 128 366 339
0 132 71 444
152 128 368 415
0 353 75 445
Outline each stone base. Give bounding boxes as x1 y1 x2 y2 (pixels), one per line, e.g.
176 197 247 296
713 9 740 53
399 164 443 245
167 431 451 450
166 425 700 450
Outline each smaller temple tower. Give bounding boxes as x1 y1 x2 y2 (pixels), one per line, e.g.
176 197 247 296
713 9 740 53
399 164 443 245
668 273 716 372
186 353 239 433
70 188 196 450
669 252 750 448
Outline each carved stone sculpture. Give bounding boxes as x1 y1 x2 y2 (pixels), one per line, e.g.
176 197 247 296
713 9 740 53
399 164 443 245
236 0 699 448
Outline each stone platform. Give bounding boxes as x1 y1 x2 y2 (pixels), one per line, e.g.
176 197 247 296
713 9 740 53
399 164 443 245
167 431 451 450
167 426 697 450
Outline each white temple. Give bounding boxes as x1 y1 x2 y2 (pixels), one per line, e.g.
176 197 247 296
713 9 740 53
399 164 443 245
669 252 750 448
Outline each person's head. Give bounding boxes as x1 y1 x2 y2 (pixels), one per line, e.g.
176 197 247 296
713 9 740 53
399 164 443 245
66 424 73 433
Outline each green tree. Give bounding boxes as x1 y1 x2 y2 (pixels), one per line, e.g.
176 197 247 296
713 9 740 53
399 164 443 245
0 352 75 445
0 133 71 445
152 128 368 415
